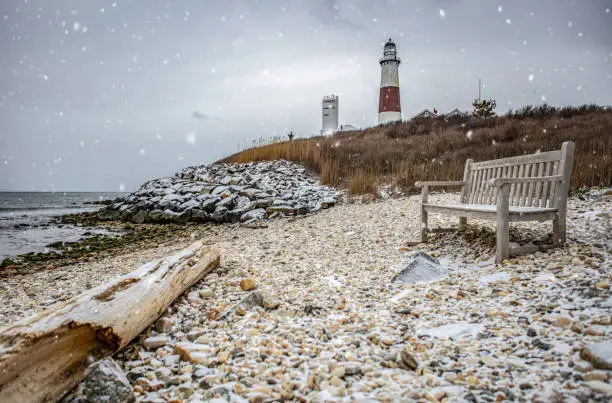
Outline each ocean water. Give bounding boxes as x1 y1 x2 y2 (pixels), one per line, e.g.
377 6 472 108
0 192 126 261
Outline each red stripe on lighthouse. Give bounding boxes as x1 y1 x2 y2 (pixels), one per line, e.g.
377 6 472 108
378 86 401 113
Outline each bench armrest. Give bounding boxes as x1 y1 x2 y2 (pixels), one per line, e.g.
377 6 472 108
488 175 563 187
414 181 465 188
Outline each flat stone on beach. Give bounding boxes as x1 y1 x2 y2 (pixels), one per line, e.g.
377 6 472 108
581 342 612 370
142 336 170 350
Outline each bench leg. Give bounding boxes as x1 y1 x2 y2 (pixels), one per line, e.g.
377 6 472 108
553 212 566 246
420 185 429 243
495 183 510 264
459 217 467 228
496 219 509 263
421 210 428 243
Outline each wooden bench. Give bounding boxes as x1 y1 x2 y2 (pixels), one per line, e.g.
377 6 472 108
415 141 575 263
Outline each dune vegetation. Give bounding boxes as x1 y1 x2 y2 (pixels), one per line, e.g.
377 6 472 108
221 105 612 195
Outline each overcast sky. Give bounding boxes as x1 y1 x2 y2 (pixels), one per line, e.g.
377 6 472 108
1 0 611 191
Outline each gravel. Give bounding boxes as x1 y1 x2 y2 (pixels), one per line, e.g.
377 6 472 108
2 188 610 401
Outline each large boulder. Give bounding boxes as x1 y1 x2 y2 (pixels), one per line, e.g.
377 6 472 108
98 209 121 221
190 209 209 223
130 211 148 224
61 358 135 403
241 208 267 222
392 252 449 284
211 206 228 223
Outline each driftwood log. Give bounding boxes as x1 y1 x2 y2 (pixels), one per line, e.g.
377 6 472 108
0 242 220 403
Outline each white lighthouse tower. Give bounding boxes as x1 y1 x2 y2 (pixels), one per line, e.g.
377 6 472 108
321 95 339 135
378 39 402 124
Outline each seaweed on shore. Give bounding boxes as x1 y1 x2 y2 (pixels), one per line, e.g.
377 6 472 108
0 221 206 277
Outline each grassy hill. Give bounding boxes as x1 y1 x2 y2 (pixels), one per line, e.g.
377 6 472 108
221 105 611 195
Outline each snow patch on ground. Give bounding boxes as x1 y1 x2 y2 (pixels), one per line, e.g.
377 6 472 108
478 271 509 284
417 322 485 340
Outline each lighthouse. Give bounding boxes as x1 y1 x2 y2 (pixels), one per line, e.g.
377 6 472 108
378 39 401 124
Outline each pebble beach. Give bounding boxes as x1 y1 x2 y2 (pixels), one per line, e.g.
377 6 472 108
4 188 610 402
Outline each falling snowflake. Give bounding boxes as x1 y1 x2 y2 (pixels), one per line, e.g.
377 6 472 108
185 132 196 145
140 148 146 155
506 18 512 25
568 21 573 28
119 183 125 191
541 95 547 102
528 74 534 82
466 130 474 140
73 22 80 31
498 5 503 13
439 9 446 19
576 85 582 91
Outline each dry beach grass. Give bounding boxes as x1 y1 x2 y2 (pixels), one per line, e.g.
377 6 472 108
221 107 612 194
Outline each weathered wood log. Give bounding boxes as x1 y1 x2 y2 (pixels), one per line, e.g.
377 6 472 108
0 242 220 403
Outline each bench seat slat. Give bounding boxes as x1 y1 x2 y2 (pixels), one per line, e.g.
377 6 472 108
423 203 557 214
422 203 558 222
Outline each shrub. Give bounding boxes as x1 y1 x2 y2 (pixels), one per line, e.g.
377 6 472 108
472 98 497 118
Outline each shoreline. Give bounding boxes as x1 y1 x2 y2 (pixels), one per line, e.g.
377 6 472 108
0 211 205 277
0 191 126 267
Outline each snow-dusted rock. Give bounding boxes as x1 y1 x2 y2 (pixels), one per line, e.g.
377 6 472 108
62 358 134 403
581 342 612 370
240 208 267 222
102 160 339 224
392 252 448 284
478 271 509 284
417 322 485 340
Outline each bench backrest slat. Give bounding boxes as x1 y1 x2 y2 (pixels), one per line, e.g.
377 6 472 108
531 162 545 206
464 142 574 208
470 149 562 169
